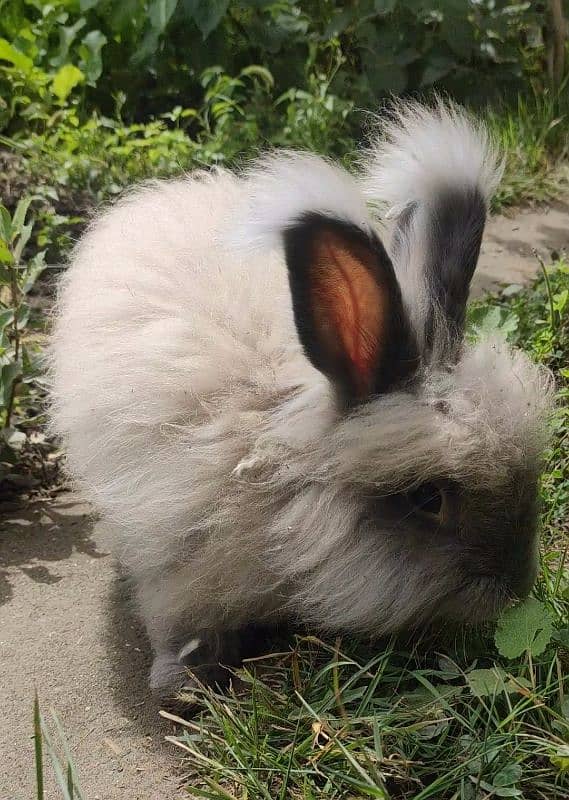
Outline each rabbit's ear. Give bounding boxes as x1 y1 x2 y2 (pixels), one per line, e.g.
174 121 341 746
362 100 503 359
284 213 419 403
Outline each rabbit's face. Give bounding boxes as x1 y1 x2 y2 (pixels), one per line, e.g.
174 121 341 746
275 212 552 635
358 470 541 630
281 339 550 635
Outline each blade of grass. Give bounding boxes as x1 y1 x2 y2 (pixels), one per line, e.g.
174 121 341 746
33 692 44 800
39 714 73 800
49 710 85 800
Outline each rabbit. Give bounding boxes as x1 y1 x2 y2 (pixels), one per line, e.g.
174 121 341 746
49 100 553 695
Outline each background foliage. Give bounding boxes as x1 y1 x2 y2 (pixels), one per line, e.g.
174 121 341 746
0 2 566 236
0 0 561 133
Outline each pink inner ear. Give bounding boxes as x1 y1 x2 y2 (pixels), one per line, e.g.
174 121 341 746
311 230 388 396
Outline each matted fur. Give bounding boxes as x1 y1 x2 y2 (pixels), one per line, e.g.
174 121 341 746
49 103 553 690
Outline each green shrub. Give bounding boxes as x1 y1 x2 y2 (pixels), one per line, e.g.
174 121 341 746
0 1 556 134
0 0 107 133
0 198 47 477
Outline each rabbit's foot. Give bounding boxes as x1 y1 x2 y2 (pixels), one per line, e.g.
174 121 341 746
150 631 241 700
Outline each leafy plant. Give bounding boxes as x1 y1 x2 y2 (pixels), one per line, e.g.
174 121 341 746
495 598 556 659
1 1 562 133
0 0 107 132
0 198 46 460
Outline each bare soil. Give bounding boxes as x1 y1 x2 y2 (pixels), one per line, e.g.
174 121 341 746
0 497 186 800
0 199 568 800
474 198 569 294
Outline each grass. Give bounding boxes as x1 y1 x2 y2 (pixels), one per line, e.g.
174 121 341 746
33 693 85 800
162 263 569 800
488 90 569 210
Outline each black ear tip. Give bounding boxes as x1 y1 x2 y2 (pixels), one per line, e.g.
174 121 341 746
423 186 487 349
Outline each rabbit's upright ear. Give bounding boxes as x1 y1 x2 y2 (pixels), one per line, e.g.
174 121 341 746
233 151 418 403
362 101 503 359
284 214 418 403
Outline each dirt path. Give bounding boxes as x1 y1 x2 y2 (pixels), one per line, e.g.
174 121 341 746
1 199 568 800
0 497 186 800
474 197 568 294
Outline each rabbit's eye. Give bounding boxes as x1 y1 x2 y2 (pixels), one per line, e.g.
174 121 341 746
407 483 443 516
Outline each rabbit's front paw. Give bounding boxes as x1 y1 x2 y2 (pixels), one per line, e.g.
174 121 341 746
149 632 242 700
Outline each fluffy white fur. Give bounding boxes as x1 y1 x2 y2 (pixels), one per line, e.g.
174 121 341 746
49 104 553 693
229 150 375 253
362 99 503 214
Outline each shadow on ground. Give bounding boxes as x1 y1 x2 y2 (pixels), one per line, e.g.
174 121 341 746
102 572 166 730
0 495 100 605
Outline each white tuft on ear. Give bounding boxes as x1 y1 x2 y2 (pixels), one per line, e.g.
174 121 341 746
228 151 375 254
361 99 504 216
358 99 504 355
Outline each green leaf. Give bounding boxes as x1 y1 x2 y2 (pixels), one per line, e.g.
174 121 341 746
494 763 522 787
0 206 11 241
131 27 160 64
495 598 555 659
50 18 86 68
16 303 30 329
182 0 230 38
0 361 20 408
11 197 32 241
51 64 85 103
240 65 274 89
553 289 568 313
0 38 33 73
0 309 14 331
22 253 46 295
467 667 508 698
468 305 519 341
550 745 569 772
0 241 13 265
552 627 569 647
149 0 179 35
503 675 532 695
13 222 32 264
78 30 107 84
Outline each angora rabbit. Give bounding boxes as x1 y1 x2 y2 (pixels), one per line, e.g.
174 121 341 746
50 101 553 694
